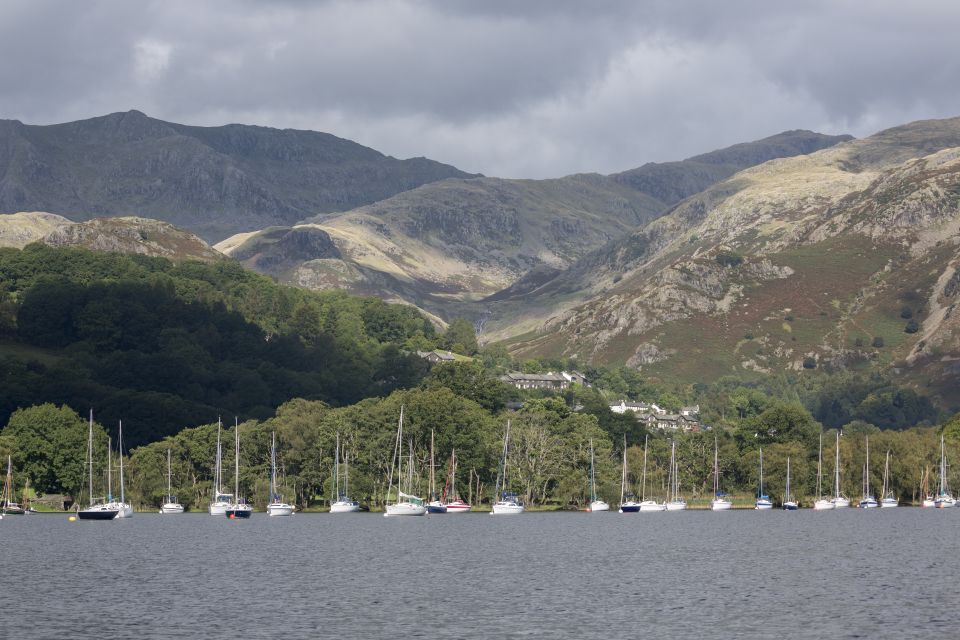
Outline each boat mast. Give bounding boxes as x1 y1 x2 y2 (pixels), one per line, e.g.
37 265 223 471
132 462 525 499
87 409 94 508
713 437 719 497
882 450 890 497
334 432 340 501
450 449 457 502
758 448 764 498
270 431 277 502
167 448 172 502
834 431 841 499
816 432 823 500
430 429 436 500
118 420 126 505
589 439 597 503
641 435 648 502
620 435 627 506
864 436 870 498
215 416 222 496
786 456 791 502
107 436 112 502
234 418 240 503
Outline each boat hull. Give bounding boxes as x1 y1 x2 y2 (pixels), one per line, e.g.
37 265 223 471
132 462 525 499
226 506 253 518
77 507 119 520
267 503 295 516
813 499 835 511
639 501 665 512
491 502 524 515
665 500 687 511
588 500 609 512
208 503 230 516
922 498 936 508
782 501 799 510
618 502 641 513
385 503 427 517
426 501 448 514
160 503 184 514
831 497 851 508
113 503 134 518
444 501 472 513
880 498 898 508
711 499 732 511
330 501 361 513
755 499 774 510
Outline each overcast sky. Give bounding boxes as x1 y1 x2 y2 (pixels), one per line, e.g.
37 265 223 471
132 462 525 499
1 1 958 178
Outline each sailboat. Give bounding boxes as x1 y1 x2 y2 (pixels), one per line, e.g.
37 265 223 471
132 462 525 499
755 448 773 510
920 466 935 507
858 435 878 508
587 439 609 512
638 435 664 511
426 429 447 514
384 406 426 517
491 420 524 515
831 432 851 508
267 432 295 516
665 440 687 511
813 432 835 511
110 421 134 518
782 456 798 510
159 448 184 514
330 432 360 513
77 410 121 520
208 418 233 516
711 437 732 511
225 419 252 519
879 450 897 508
442 448 471 513
1 456 25 517
935 433 955 508
618 435 641 513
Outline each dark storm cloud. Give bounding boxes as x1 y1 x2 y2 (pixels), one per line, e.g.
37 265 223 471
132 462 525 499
1 1 958 178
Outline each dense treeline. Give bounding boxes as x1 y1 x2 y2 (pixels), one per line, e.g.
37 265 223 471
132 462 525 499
0 245 437 446
3 367 959 512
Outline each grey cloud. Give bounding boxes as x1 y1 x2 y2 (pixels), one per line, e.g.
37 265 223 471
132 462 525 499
0 0 958 178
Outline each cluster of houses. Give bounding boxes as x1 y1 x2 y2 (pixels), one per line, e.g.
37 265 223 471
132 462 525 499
494 370 703 433
607 401 703 432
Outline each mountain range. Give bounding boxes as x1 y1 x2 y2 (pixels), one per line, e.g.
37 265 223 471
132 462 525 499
5 110 960 406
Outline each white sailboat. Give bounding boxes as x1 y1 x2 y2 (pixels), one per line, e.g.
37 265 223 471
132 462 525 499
442 448 471 513
665 440 687 511
159 448 184 514
782 456 798 510
935 433 955 508
638 435 664 511
384 405 426 517
330 432 360 513
755 448 773 510
110 421 134 518
587 439 609 512
711 437 732 511
813 432 835 510
920 466 935 507
1 456 25 517
618 435 641 513
491 420 524 515
208 418 232 516
426 429 447 514
831 431 850 508
77 410 121 520
858 436 878 508
267 431 295 516
225 419 252 519
880 450 897 508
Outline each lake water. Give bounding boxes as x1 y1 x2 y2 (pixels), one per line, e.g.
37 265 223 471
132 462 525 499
2 509 958 639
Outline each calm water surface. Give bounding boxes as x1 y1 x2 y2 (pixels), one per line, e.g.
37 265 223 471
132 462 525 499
2 509 959 639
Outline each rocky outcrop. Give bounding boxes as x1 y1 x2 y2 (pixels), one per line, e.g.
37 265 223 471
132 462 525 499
41 217 223 261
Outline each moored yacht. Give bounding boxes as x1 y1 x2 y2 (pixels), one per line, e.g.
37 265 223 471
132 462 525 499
755 448 773 510
587 439 609 512
490 420 524 515
159 448 184 514
711 437 732 511
782 456 798 510
225 419 252 519
77 411 120 521
812 432 834 511
442 448 471 513
858 436 878 508
831 431 851 508
879 450 897 508
426 429 447 514
110 421 134 518
330 432 360 513
209 419 232 516
665 440 687 511
935 434 955 508
384 406 426 517
1 456 25 516
266 432 295 516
